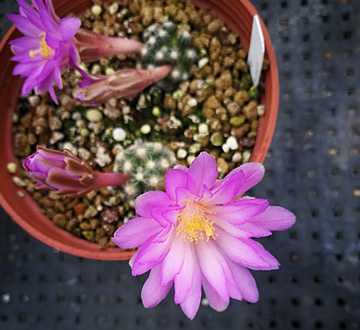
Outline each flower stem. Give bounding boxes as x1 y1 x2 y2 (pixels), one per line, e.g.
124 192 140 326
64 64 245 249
94 172 128 188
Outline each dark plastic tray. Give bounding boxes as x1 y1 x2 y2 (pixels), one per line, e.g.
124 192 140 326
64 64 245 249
1 0 360 329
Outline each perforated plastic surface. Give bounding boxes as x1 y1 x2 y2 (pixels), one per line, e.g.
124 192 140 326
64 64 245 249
1 0 360 329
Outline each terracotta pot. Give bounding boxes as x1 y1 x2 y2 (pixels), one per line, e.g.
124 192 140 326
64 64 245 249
0 0 279 260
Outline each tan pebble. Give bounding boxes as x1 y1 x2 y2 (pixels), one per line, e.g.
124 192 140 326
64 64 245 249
13 176 26 188
86 109 103 123
243 100 258 121
203 95 221 110
234 90 249 106
217 158 229 174
6 163 17 174
53 214 67 229
209 37 221 61
91 4 102 16
17 190 25 198
207 19 223 34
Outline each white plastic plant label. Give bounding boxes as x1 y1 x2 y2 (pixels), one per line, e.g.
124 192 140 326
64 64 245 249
247 15 265 87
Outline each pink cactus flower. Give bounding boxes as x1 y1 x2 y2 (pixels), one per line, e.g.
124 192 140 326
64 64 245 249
112 152 295 319
7 0 81 104
24 146 127 196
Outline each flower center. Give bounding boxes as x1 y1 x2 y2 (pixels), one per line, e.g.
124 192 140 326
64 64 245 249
176 202 216 243
29 33 55 59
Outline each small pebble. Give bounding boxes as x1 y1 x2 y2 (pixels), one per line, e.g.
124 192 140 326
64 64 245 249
210 132 223 146
177 148 188 159
140 124 151 135
17 190 25 198
186 155 195 165
86 109 103 123
91 4 102 16
257 104 265 116
13 176 26 188
232 152 242 163
198 123 209 135
80 128 89 137
187 98 198 107
242 150 251 163
188 143 202 154
112 127 127 141
198 57 209 69
222 143 230 153
6 162 17 174
108 2 119 15
105 67 115 75
226 136 239 150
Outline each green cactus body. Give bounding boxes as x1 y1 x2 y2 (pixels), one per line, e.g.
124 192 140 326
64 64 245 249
114 141 177 199
140 20 197 91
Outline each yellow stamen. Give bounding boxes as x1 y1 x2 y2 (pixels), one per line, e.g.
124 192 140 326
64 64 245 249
29 33 55 59
176 202 216 243
39 36 55 59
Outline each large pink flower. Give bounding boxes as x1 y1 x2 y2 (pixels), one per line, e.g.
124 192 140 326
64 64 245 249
112 152 295 319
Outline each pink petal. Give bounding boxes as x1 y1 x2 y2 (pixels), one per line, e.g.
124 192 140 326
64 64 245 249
175 187 197 204
7 14 42 36
174 243 195 304
235 223 272 238
131 228 174 276
202 277 229 312
226 258 259 303
215 227 278 270
206 171 245 205
244 239 280 270
165 168 188 201
135 191 172 219
208 199 269 225
60 17 81 41
161 236 185 286
179 260 202 320
187 152 218 196
234 162 265 198
162 206 183 225
112 217 162 249
250 206 296 231
196 240 229 301
141 265 172 308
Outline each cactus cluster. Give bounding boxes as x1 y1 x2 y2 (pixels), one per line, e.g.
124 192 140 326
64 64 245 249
114 141 177 199
140 20 197 91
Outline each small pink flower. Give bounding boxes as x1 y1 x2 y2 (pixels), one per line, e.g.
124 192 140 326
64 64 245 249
112 152 295 319
7 0 81 104
24 146 127 196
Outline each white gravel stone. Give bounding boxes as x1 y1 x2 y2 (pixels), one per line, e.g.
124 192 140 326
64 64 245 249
226 136 239 150
91 4 102 16
177 148 188 159
198 123 209 135
232 152 242 163
140 124 151 135
222 143 230 153
112 127 126 142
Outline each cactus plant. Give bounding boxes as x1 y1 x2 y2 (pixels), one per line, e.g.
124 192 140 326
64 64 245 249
114 141 177 199
140 20 197 91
